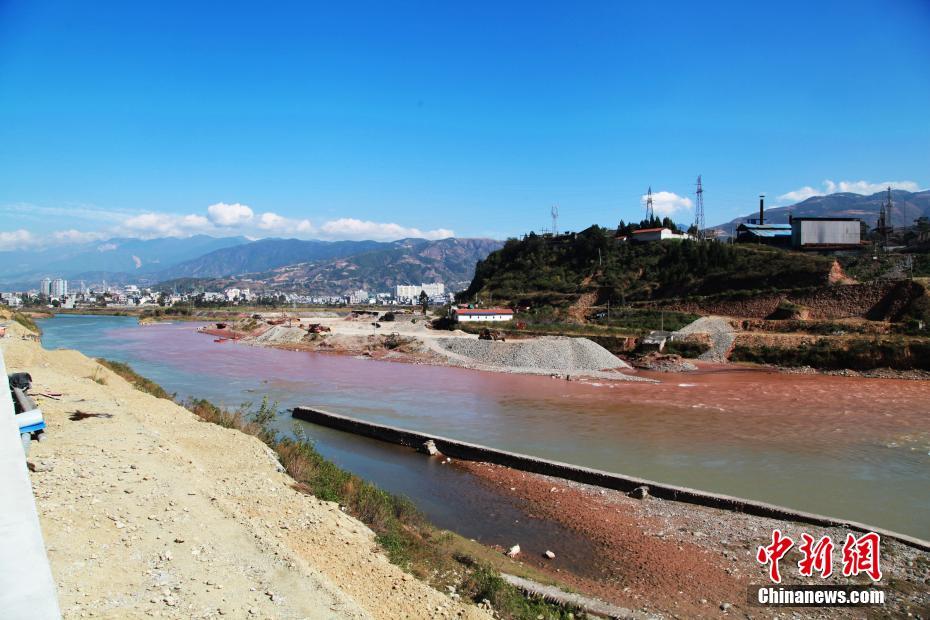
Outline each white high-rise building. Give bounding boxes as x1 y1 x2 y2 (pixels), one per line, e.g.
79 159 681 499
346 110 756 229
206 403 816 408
50 278 68 298
395 283 444 300
40 278 51 297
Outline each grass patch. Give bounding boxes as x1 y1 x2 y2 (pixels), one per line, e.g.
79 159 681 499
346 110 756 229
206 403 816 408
730 336 930 370
95 358 174 400
179 394 579 618
12 311 42 334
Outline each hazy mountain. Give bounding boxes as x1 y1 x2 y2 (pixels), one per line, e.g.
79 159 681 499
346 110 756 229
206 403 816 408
157 237 504 295
0 235 247 287
155 238 390 280
711 189 930 236
261 238 504 294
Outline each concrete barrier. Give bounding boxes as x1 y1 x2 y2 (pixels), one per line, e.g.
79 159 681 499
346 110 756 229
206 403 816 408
0 342 61 619
292 406 930 552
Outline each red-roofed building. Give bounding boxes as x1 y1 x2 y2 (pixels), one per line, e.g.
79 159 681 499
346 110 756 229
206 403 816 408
452 308 514 323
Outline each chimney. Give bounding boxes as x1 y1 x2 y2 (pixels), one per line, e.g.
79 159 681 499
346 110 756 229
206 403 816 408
759 195 765 225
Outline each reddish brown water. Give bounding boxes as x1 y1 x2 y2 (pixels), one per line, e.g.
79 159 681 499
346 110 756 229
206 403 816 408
41 316 930 540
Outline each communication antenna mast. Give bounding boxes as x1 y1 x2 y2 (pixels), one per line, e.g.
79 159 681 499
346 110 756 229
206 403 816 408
877 186 893 246
551 205 559 236
645 186 654 221
694 175 705 240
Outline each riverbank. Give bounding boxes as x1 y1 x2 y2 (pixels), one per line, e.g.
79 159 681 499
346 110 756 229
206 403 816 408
0 316 490 619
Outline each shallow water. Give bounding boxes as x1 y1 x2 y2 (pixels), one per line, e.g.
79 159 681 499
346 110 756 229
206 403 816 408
39 315 930 539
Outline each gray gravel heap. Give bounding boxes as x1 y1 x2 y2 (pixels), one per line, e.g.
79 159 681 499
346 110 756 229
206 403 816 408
436 336 631 372
674 316 735 362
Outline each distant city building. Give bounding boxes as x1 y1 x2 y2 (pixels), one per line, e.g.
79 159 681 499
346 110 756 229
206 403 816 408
40 278 51 297
629 227 693 243
790 217 861 249
348 289 369 304
50 278 68 298
452 308 514 323
395 283 445 300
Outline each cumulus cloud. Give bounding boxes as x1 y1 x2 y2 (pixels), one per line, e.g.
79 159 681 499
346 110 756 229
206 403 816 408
642 191 693 217
0 229 35 251
779 179 922 203
0 200 457 250
257 211 313 233
207 202 254 226
318 218 454 241
121 212 212 238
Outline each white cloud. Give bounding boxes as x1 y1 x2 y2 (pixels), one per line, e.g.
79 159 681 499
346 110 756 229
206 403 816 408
257 211 313 233
779 179 922 203
319 218 454 241
121 212 212 238
0 229 35 251
0 200 458 249
641 191 693 217
207 202 254 226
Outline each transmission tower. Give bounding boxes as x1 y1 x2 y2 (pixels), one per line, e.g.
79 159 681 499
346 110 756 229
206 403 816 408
551 205 559 236
877 186 893 246
645 186 654 221
694 175 705 240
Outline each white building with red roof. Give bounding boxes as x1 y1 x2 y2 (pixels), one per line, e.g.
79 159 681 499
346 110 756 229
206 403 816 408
452 307 514 322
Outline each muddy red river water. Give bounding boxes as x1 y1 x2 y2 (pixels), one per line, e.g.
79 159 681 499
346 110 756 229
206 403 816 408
40 315 930 540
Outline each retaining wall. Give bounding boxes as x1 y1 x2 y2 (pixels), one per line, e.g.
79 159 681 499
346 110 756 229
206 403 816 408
292 406 930 552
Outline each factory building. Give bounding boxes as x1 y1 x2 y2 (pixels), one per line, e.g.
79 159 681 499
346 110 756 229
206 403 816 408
790 217 861 249
452 308 514 323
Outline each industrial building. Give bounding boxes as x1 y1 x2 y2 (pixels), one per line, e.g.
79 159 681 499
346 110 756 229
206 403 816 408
629 227 693 242
790 217 861 249
735 222 792 247
452 308 514 323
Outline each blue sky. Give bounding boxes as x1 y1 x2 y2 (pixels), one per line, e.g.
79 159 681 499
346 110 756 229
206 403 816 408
1 0 929 248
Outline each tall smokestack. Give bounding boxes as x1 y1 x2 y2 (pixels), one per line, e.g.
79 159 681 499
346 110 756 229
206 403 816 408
759 195 765 225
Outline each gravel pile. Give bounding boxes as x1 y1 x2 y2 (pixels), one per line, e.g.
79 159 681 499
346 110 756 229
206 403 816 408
436 336 631 372
250 325 307 345
674 316 735 362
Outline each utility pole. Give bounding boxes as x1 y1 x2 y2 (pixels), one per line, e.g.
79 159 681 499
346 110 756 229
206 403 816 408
694 175 705 240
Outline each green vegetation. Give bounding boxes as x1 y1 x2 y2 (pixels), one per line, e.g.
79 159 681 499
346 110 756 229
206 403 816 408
95 359 174 400
664 338 710 358
589 308 698 332
12 311 41 334
463 226 834 316
731 336 930 370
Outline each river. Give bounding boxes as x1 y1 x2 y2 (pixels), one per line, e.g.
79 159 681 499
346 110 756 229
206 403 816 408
38 314 930 540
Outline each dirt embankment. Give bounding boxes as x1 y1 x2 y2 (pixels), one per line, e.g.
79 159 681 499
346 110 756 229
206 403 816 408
658 281 924 321
1 321 487 620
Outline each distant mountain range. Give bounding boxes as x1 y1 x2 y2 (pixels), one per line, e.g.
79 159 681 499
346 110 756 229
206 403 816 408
0 235 248 288
712 189 930 235
0 233 503 295
158 238 504 296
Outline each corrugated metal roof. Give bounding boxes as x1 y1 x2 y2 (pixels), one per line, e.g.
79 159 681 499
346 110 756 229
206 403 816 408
454 308 514 315
744 228 791 238
632 227 667 234
740 223 791 230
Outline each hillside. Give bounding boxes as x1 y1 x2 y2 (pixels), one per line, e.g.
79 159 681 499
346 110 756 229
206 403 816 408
712 189 930 235
267 238 503 294
155 238 389 279
463 226 835 313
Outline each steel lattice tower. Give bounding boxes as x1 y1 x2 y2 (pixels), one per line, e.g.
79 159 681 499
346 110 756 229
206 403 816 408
645 186 654 221
694 175 705 240
551 205 559 236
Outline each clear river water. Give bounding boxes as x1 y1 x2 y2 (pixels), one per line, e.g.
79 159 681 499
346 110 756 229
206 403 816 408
38 315 930 540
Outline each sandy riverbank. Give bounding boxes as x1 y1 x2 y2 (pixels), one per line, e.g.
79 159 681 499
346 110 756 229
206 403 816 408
1 318 488 620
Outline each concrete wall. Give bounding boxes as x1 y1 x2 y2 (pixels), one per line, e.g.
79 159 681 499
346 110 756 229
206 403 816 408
292 406 930 552
0 345 61 619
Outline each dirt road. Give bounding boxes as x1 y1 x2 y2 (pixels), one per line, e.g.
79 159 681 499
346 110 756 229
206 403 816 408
2 321 488 620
